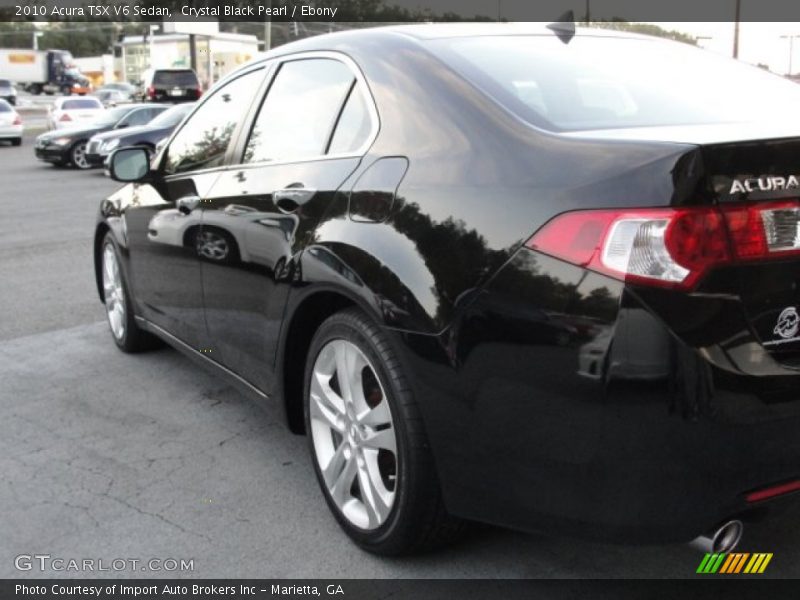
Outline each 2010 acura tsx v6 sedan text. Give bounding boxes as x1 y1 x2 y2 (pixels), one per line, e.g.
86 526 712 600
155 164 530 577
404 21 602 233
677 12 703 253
94 23 800 556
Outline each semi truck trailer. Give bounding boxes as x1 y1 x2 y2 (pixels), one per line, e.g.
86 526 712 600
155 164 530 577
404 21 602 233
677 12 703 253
0 49 91 95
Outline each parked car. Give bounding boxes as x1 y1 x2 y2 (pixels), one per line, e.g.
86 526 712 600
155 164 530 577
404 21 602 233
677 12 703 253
140 68 201 103
91 89 129 108
36 104 168 169
0 78 17 105
0 98 22 146
86 102 194 169
98 81 137 97
96 23 800 556
47 96 104 130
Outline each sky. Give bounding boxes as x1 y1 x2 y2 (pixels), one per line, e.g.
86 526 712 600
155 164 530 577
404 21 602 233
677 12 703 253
660 22 800 75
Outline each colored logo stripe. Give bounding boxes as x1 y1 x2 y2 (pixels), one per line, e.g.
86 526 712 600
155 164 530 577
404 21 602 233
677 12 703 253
697 553 772 574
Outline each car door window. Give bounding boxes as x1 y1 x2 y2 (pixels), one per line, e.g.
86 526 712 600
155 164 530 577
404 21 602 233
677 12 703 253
164 68 264 175
243 59 355 164
121 109 152 127
327 82 373 155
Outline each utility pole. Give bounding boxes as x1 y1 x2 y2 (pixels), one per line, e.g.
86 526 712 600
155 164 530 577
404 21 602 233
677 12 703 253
780 34 800 75
733 0 741 58
264 0 272 50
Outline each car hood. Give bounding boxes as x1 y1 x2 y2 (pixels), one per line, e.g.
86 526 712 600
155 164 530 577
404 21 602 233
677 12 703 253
90 124 171 143
39 123 114 140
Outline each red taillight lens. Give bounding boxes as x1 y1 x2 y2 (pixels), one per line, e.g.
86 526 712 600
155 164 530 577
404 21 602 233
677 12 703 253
196 87 203 98
147 86 156 98
527 201 800 290
12 115 22 125
59 113 72 122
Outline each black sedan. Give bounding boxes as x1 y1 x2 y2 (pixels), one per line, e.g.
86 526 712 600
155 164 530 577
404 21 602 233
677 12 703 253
85 103 194 168
95 24 800 556
35 104 168 169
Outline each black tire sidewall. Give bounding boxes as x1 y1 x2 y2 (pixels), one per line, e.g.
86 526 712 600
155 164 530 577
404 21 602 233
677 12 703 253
303 310 415 550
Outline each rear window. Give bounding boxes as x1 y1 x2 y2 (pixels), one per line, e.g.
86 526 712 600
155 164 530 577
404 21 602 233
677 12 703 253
0 100 11 112
430 35 800 131
62 99 101 110
0 79 11 87
153 70 198 87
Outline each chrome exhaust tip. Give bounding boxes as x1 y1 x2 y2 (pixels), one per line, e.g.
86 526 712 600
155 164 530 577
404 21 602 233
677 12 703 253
690 520 744 553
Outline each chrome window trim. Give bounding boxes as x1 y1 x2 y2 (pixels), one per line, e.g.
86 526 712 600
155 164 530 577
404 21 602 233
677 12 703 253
238 50 380 168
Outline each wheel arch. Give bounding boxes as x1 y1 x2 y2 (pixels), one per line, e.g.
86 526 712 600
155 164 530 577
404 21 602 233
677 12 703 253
278 286 382 434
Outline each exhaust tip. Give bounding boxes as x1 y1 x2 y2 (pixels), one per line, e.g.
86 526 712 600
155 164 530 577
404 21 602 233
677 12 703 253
690 520 744 553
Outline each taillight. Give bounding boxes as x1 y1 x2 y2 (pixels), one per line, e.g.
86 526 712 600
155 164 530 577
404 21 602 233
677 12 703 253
12 115 22 125
196 87 203 98
59 113 72 122
147 86 156 99
527 202 800 290
723 201 800 259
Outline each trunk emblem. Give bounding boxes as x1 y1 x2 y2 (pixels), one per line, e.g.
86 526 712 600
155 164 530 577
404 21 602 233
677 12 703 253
730 176 800 194
774 307 799 340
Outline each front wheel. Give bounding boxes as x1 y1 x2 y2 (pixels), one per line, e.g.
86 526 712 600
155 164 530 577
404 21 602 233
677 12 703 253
304 308 463 555
70 140 90 169
101 233 161 353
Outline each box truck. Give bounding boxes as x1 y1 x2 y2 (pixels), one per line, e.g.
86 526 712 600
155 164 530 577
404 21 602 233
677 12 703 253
0 49 91 95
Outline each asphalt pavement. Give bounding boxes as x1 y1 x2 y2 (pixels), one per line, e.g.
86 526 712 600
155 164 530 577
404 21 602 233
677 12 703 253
1 135 799 578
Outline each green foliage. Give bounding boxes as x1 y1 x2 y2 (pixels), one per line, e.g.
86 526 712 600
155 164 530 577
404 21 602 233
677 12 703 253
589 21 698 45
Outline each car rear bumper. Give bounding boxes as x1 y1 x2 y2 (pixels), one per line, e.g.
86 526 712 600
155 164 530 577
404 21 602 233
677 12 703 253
401 246 800 544
0 125 22 138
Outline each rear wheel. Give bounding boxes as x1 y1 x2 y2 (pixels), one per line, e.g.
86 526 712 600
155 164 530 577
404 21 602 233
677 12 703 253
70 140 90 169
101 233 160 353
304 308 463 555
11 138 21 147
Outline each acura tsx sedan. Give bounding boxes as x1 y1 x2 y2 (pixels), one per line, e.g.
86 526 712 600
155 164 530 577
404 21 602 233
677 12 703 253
95 23 800 555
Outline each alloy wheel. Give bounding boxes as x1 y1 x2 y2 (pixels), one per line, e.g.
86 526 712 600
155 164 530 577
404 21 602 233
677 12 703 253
71 141 90 169
196 230 229 261
309 339 398 530
102 244 126 341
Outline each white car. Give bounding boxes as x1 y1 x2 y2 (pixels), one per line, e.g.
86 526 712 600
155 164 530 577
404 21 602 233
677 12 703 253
0 99 22 146
47 96 104 130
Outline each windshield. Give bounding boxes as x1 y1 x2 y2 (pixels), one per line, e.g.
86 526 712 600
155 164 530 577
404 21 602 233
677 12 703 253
429 34 800 131
148 103 194 128
153 70 198 87
91 106 131 125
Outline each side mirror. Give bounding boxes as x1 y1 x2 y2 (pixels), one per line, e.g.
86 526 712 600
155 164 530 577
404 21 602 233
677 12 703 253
109 147 151 183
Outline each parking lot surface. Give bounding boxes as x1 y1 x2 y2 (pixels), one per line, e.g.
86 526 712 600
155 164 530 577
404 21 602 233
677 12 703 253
1 136 799 578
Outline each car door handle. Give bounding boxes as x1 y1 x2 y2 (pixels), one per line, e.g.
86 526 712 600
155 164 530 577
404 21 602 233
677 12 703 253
177 195 201 214
274 187 316 214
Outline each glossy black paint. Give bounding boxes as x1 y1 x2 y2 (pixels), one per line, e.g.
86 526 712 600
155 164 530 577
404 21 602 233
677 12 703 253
95 25 800 544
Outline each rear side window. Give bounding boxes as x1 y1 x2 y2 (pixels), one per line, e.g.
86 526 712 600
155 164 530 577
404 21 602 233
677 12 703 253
430 35 800 131
164 68 263 175
327 83 372 155
62 99 101 110
153 70 198 87
243 59 355 164
0 101 11 113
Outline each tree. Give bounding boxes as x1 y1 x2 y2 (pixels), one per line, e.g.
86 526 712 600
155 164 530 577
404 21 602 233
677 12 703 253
589 21 698 45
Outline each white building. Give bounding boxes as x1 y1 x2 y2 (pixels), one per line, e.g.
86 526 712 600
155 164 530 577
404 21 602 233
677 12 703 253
117 31 259 88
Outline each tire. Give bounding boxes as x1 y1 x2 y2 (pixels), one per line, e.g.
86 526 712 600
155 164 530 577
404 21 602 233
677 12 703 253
304 308 463 555
70 140 91 169
100 233 161 353
11 138 21 147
